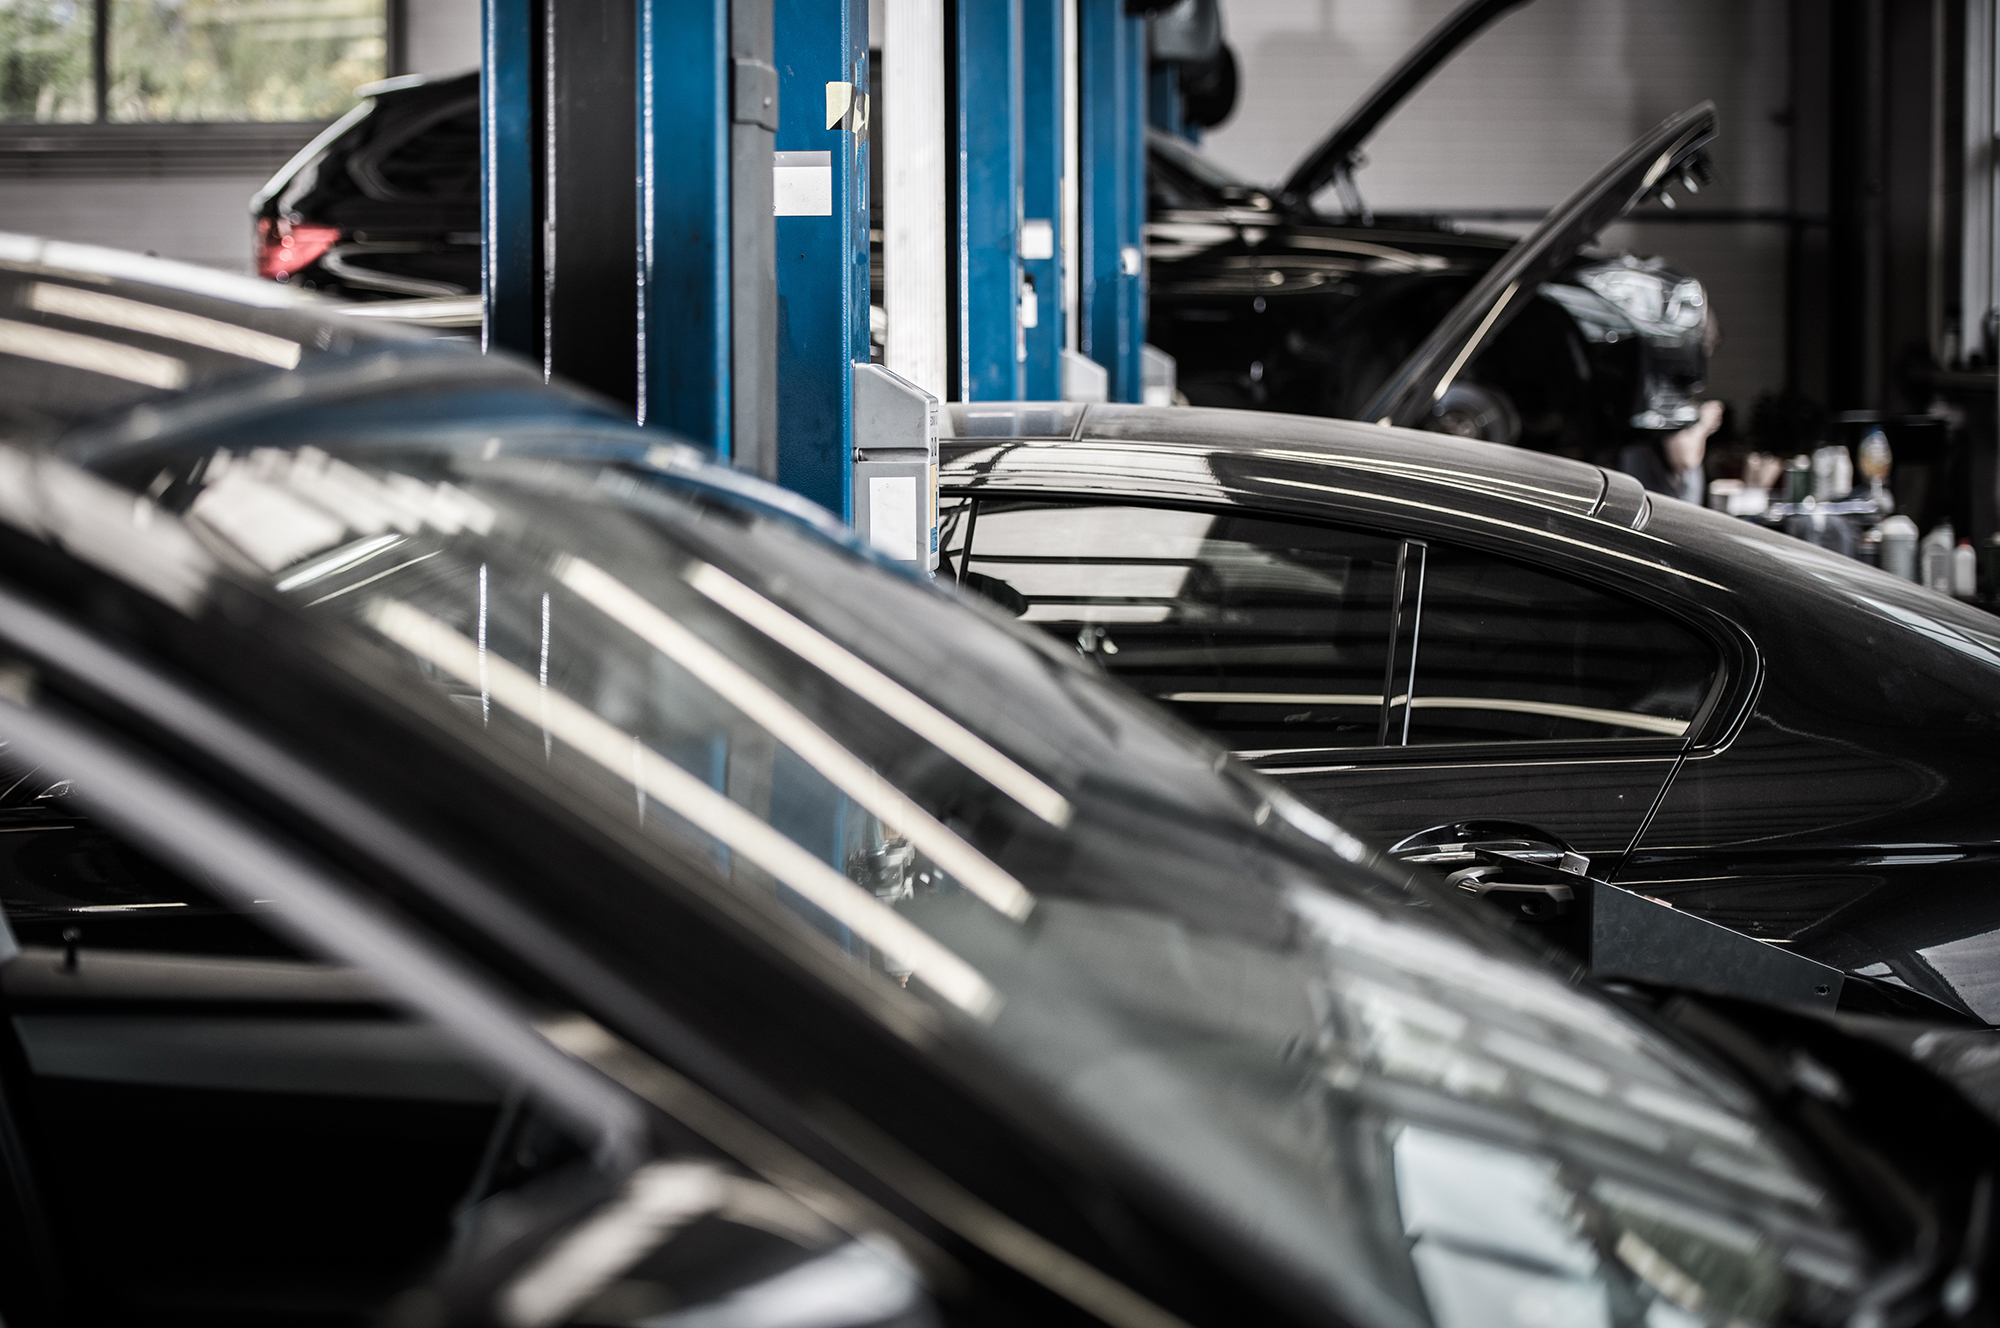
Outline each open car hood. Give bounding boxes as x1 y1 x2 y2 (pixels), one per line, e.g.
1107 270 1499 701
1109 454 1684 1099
1277 0 1532 211
1361 100 1719 430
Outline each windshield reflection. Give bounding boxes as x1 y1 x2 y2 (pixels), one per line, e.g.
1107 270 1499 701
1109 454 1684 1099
158 442 1874 1328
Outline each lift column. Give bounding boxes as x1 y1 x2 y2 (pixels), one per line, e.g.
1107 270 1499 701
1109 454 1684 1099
773 0 870 517
952 0 1024 402
481 0 775 461
1020 0 1066 400
1077 0 1147 402
481 0 639 408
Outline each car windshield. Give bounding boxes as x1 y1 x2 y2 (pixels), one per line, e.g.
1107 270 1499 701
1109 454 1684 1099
126 437 1871 1327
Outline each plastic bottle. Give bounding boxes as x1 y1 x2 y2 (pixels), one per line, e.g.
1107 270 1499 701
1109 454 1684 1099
1921 524 1955 594
1784 456 1813 503
1879 515 1919 581
1811 445 1852 500
1953 541 1978 599
1857 429 1893 512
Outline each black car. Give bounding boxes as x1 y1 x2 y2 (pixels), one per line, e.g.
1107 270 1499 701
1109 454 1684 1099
251 71 481 299
1147 0 1715 462
937 400 2000 1028
252 0 1712 470
3 236 2000 1328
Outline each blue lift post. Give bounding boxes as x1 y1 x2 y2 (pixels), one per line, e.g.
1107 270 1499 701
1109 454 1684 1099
637 0 730 450
482 0 773 460
1079 0 1147 403
773 0 870 518
480 0 538 363
953 0 1023 402
1020 0 1064 400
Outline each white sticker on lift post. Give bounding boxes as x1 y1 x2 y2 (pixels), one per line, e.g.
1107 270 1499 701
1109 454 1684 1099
868 475 918 561
774 151 832 217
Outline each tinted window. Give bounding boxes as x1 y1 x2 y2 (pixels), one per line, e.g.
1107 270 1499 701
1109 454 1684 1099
0 751 294 957
1406 545 1716 744
959 501 1402 752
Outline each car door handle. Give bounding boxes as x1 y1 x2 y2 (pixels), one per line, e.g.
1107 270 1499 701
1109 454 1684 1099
1389 820 1595 917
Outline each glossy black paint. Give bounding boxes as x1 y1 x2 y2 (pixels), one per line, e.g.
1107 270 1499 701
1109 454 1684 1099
941 403 2000 1025
251 73 481 300
7 245 2000 1328
1147 134 1710 463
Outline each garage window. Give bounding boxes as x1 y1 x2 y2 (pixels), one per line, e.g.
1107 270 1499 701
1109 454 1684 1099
1 0 390 125
952 500 1404 752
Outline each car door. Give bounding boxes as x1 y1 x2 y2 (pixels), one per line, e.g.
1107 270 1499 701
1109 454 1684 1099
950 495 1717 875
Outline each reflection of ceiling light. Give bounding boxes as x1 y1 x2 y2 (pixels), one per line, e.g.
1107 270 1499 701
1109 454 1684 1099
366 597 1000 1018
28 282 302 368
688 561 1072 828
0 317 187 389
558 555 1034 922
275 531 403 591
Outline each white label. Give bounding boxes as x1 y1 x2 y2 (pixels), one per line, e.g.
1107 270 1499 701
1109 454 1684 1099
868 475 918 561
774 150 832 217
1020 218 1055 260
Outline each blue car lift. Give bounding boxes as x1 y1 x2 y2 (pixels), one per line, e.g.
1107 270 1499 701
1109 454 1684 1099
481 0 1149 513
481 0 778 470
1078 0 1148 404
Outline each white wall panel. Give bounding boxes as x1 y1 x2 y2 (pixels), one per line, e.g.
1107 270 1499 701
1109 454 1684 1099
406 0 482 76
0 174 273 273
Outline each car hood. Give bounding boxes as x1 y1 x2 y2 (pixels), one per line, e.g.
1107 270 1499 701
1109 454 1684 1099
1361 100 1717 431
1278 0 1533 210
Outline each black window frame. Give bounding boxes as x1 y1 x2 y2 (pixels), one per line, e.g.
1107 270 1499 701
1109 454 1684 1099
945 489 1751 760
0 0 406 177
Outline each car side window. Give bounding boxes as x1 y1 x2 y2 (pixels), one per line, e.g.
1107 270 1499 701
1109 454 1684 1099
1403 544 1717 745
957 500 1403 752
0 752 300 959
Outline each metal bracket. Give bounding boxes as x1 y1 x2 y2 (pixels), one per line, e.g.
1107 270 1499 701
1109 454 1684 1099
732 58 779 131
1591 882 1844 1012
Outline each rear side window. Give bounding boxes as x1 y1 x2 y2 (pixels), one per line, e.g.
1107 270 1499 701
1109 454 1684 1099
1404 545 1715 744
958 501 1403 751
950 498 1718 752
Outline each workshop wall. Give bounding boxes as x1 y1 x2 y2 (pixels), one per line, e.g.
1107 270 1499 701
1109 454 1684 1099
1201 0 1793 422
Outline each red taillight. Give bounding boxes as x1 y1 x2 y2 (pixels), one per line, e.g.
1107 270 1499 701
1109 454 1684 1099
255 217 342 281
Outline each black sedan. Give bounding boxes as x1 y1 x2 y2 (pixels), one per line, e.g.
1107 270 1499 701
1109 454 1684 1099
2 236 1999 1328
940 402 2000 1028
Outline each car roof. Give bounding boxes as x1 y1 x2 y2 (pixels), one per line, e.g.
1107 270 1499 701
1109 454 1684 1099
0 232 424 445
942 402 1649 529
0 234 863 552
